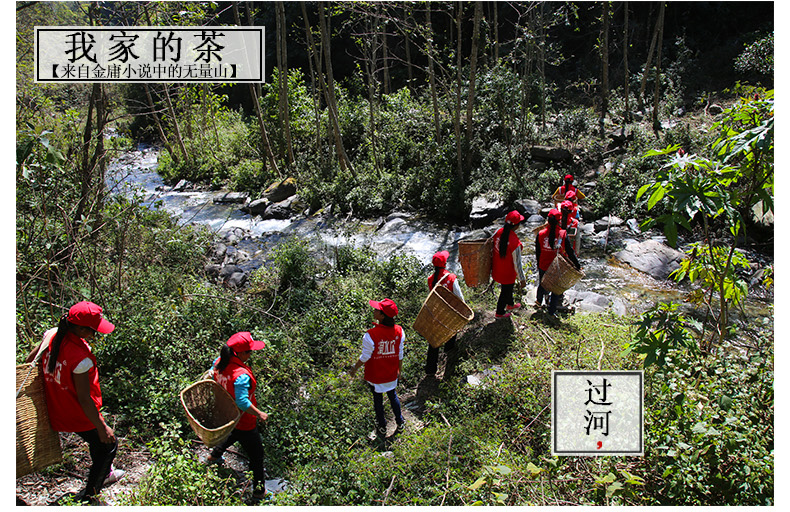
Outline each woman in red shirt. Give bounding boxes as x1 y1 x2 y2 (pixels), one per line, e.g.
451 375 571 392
207 331 268 503
349 298 405 447
535 209 581 315
491 210 527 318
26 301 118 504
424 250 463 376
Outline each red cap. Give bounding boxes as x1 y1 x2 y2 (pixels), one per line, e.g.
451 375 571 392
548 208 562 220
67 301 115 334
560 200 574 211
227 331 266 352
564 174 574 181
505 210 525 225
432 250 449 268
369 298 398 318
564 190 577 201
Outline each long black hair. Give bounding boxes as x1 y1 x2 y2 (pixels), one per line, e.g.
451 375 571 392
216 344 236 373
561 209 570 230
379 314 396 327
548 215 559 249
430 266 444 289
499 222 515 258
46 315 71 374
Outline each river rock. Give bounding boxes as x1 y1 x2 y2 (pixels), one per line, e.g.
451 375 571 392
263 196 297 220
469 194 508 228
244 198 270 216
513 199 542 217
172 179 190 192
226 271 247 288
204 264 221 279
263 177 297 203
564 290 611 313
212 242 227 260
626 218 641 234
614 239 686 280
530 146 573 162
214 191 249 204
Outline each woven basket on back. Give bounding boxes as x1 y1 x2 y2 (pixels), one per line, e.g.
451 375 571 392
180 379 241 448
413 284 475 348
457 238 493 287
16 363 62 478
541 253 585 295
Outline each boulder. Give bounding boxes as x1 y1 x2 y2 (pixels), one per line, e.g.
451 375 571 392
564 290 611 313
469 194 507 228
594 216 623 232
614 239 686 280
513 198 542 217
214 191 249 204
263 177 297 203
529 146 573 163
243 198 270 216
226 271 247 288
172 179 190 192
262 196 296 220
204 264 222 279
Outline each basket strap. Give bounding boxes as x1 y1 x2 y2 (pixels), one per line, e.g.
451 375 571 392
432 271 451 291
16 331 54 399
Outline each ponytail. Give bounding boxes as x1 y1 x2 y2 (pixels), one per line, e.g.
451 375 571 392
430 267 443 290
216 344 235 373
561 210 570 230
499 223 514 258
548 216 558 249
46 315 70 374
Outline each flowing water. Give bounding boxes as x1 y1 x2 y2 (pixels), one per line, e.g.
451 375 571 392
107 145 771 320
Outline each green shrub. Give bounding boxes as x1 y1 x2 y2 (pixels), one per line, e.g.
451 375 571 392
117 423 244 506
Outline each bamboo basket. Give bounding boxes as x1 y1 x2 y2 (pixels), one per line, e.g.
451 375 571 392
540 253 585 295
457 238 493 287
180 379 241 448
16 363 62 478
413 284 475 348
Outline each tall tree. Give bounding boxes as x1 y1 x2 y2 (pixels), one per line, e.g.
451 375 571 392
425 2 442 144
651 1 665 132
276 1 295 168
318 1 356 177
623 1 631 123
232 1 280 178
637 3 660 113
599 1 610 137
464 1 483 173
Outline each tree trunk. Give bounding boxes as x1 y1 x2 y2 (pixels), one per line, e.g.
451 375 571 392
233 2 280 177
464 1 483 173
426 3 442 144
623 1 630 123
539 2 546 129
453 2 464 187
143 84 178 164
162 84 189 165
638 3 660 113
319 1 356 177
600 1 610 137
300 1 324 156
651 2 665 132
276 1 295 168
